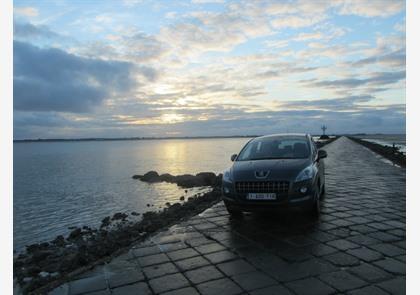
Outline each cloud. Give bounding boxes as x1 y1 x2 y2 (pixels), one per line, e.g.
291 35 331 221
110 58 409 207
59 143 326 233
192 0 224 3
279 95 375 110
338 0 404 17
352 48 406 68
302 71 405 90
14 22 60 40
14 41 139 113
14 6 39 17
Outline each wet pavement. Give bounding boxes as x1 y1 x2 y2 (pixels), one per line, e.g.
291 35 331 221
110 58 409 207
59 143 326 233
49 137 406 295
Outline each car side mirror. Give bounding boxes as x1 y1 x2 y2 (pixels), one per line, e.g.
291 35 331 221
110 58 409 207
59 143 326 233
317 150 327 160
231 154 237 162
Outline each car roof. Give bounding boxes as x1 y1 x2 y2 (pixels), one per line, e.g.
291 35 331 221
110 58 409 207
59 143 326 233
254 133 311 140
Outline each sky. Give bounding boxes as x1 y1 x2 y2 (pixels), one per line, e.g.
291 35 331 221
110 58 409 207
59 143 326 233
13 0 406 139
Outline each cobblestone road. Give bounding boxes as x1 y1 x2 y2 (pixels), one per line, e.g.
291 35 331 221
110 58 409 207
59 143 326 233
50 137 406 295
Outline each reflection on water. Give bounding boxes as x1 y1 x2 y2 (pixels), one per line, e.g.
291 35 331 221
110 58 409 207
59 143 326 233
13 138 251 250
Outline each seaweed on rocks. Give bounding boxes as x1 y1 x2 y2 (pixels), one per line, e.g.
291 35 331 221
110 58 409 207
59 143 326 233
14 187 222 294
132 171 222 188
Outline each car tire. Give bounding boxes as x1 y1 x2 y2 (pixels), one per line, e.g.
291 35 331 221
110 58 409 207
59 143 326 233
320 184 326 199
224 201 243 218
311 188 321 217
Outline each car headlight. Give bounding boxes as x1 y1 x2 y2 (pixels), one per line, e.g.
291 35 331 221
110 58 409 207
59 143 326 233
295 166 315 182
223 170 232 182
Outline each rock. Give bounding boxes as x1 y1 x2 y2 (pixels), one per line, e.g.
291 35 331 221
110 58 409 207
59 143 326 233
131 211 140 216
32 250 54 263
52 235 65 247
165 202 171 207
112 212 128 220
180 196 185 201
132 171 221 188
140 171 160 182
23 277 32 283
68 228 82 240
39 271 49 278
146 204 150 207
101 216 111 227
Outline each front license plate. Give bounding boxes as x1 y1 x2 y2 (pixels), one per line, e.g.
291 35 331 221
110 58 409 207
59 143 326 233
246 193 277 200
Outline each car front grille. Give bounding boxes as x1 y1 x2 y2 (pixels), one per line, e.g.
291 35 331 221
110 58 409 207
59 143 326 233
235 181 289 194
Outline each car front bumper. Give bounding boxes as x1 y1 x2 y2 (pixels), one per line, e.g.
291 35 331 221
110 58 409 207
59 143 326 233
221 179 316 212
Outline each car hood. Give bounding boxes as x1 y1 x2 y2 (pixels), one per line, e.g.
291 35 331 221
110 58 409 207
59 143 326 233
231 158 311 182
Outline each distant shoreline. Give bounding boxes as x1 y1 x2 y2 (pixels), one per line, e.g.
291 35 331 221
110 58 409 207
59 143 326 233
12 133 399 143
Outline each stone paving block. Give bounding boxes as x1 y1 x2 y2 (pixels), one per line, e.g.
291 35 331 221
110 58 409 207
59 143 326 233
248 284 293 295
323 252 360 267
368 222 395 231
217 259 256 276
346 247 383 262
167 248 200 261
326 239 359 250
160 287 200 295
111 282 152 295
68 275 107 295
143 262 179 279
195 242 226 254
84 290 111 295
348 263 392 283
277 246 314 262
347 234 381 246
349 224 378 234
186 237 215 247
376 277 405 295
107 268 144 288
49 284 69 295
196 277 243 295
368 243 405 257
149 273 190 294
373 258 405 275
159 242 189 253
319 270 367 292
185 265 224 284
285 277 335 295
175 256 211 271
204 250 238 264
395 254 405 263
309 244 339 257
231 271 277 291
368 231 401 243
137 253 170 267
348 286 389 295
306 231 337 243
131 245 162 257
328 218 354 227
345 216 371 225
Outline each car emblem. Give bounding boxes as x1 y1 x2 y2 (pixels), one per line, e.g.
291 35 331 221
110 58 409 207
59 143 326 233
255 170 270 179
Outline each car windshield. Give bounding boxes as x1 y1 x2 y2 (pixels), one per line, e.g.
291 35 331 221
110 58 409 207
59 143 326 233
237 136 310 161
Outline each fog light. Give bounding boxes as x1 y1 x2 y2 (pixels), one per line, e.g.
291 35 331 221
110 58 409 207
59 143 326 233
299 186 308 194
223 187 230 194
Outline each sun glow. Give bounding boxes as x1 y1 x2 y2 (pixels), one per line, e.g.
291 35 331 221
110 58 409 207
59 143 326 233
161 113 184 124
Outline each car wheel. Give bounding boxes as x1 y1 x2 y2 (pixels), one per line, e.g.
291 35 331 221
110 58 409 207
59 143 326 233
320 184 326 199
223 201 243 218
311 188 321 217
